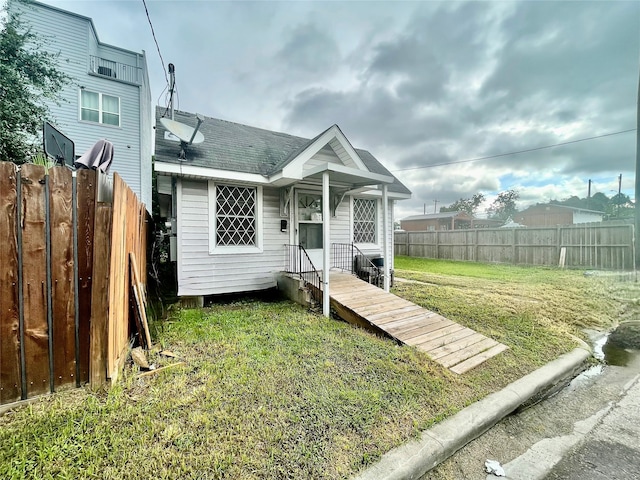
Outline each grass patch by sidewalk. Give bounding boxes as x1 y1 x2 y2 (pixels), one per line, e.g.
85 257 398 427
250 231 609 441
0 259 628 479
393 256 621 379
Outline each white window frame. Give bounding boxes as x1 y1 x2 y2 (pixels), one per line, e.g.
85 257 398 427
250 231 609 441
351 197 379 247
79 89 121 127
208 181 263 255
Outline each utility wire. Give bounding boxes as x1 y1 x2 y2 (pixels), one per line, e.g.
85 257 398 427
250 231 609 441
141 0 168 84
391 128 637 172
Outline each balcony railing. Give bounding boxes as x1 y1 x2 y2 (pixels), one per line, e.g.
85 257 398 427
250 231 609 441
89 56 142 85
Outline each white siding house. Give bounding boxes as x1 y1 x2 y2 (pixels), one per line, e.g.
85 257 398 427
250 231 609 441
12 0 152 207
154 108 411 313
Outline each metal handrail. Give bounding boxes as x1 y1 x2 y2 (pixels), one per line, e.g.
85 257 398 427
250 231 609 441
332 242 386 287
284 244 323 307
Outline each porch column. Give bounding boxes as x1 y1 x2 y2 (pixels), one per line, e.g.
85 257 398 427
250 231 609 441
382 184 390 292
322 171 330 316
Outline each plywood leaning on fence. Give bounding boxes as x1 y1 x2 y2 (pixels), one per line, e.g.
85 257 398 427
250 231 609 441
130 252 152 350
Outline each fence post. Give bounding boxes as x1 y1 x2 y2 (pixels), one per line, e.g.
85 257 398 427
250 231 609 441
556 225 562 266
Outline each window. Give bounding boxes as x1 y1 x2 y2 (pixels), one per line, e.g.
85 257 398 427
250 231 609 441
80 90 120 126
209 183 263 253
298 193 323 249
353 198 376 244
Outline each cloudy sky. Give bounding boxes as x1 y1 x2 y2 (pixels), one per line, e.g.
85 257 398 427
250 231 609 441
35 0 639 219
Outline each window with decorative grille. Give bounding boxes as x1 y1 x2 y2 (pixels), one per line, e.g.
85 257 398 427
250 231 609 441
215 185 257 246
353 198 376 244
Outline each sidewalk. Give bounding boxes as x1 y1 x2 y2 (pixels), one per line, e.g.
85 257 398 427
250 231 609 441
353 347 591 480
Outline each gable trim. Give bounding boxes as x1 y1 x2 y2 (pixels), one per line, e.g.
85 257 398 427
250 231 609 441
281 125 368 178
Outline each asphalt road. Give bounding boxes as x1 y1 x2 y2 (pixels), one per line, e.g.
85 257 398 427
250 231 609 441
423 346 640 480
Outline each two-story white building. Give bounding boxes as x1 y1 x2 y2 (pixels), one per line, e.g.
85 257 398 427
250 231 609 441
11 0 152 207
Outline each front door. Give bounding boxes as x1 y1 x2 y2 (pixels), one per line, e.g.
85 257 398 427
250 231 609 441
295 191 324 268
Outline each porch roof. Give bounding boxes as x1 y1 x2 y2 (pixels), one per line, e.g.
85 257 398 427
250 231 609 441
302 163 394 188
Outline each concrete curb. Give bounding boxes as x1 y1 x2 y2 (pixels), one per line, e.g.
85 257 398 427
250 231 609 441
353 346 592 480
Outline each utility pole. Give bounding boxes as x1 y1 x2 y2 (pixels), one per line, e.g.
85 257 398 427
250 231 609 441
433 199 439 213
636 61 640 268
588 179 592 210
618 173 622 218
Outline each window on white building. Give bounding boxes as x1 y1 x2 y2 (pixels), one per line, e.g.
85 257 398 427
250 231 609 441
80 90 120 126
353 198 377 244
208 183 263 254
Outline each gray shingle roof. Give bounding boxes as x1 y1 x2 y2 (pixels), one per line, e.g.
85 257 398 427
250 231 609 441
154 107 410 195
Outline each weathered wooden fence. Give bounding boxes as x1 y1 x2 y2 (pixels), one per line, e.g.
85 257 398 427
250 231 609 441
394 224 635 270
0 162 147 407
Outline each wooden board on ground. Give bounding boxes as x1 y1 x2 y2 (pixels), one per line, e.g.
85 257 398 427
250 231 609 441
327 272 509 374
130 252 152 349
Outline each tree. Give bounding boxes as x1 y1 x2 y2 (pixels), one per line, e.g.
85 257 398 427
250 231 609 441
440 193 485 215
486 189 519 221
0 0 70 163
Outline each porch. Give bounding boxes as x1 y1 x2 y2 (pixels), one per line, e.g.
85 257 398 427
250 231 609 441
281 244 508 374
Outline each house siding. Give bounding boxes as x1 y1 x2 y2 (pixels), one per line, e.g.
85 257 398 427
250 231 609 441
15 1 151 208
177 179 289 296
175 180 393 296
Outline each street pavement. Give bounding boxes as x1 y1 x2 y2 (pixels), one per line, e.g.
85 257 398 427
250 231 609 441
423 349 640 480
543 367 640 480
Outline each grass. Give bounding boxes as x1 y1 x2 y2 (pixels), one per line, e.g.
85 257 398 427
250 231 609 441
0 259 631 479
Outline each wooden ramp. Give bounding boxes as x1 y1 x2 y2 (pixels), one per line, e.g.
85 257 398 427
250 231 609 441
328 272 508 374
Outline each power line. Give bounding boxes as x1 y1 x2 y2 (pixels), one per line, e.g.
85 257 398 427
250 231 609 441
141 0 168 84
391 128 637 172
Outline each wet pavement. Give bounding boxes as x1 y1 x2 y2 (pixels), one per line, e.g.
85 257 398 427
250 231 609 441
423 326 640 480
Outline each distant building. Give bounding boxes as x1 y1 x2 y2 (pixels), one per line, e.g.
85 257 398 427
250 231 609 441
13 1 152 207
401 212 474 231
514 204 604 227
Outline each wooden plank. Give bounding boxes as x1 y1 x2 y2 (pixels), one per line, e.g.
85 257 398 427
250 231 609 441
331 290 395 307
438 337 500 368
130 252 152 349
367 304 423 322
76 169 96 384
20 164 50 397
406 324 466 347
330 286 386 302
428 332 488 360
380 313 444 333
450 344 509 374
392 318 455 341
0 163 21 404
108 174 127 377
89 205 111 390
417 327 478 353
329 298 384 334
380 311 442 330
352 298 414 316
48 167 75 389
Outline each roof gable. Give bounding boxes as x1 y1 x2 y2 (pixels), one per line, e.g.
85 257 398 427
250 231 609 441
281 125 368 178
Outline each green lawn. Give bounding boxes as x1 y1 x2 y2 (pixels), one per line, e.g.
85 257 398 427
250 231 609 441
0 259 629 479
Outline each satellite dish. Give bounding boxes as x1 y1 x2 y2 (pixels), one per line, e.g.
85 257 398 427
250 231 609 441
43 121 75 166
160 117 204 144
